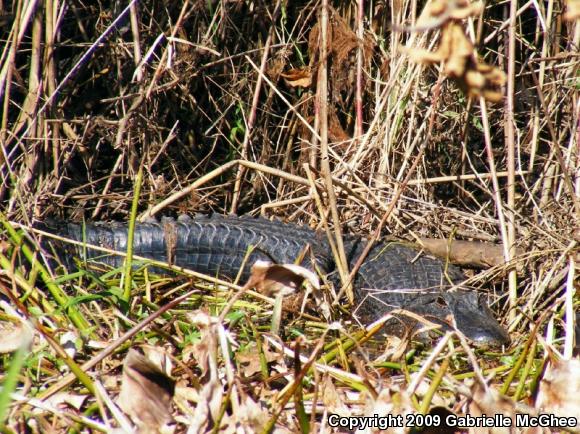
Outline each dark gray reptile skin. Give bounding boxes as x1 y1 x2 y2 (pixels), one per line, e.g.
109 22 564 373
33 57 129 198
42 214 509 345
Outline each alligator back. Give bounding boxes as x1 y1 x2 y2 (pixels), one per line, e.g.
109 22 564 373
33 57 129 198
43 215 335 281
346 239 465 316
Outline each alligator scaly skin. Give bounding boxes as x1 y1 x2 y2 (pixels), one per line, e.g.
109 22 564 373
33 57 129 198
41 214 509 345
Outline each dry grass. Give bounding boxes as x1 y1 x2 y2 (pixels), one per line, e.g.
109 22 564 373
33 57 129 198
0 0 578 432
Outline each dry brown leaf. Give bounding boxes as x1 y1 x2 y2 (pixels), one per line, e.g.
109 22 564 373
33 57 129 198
322 375 351 417
182 311 213 376
564 0 580 20
229 395 270 432
248 260 319 297
235 342 279 377
267 57 285 80
235 349 263 378
328 109 351 144
536 359 580 420
117 349 176 430
468 383 526 434
280 67 312 88
142 344 173 377
44 392 88 411
403 22 505 102
360 387 415 434
417 0 484 29
0 321 30 354
187 379 223 432
308 7 374 108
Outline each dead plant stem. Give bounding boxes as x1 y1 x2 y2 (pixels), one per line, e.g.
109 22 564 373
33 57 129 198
317 0 351 302
505 0 518 322
230 0 282 213
479 96 513 313
246 56 320 141
129 2 142 82
304 164 344 298
3 0 138 164
354 0 364 139
528 66 580 219
145 0 190 98
340 74 444 298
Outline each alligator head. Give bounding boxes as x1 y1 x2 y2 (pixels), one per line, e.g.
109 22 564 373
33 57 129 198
443 290 510 346
354 287 510 347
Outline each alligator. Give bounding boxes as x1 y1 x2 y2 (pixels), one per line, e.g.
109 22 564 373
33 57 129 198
38 214 510 346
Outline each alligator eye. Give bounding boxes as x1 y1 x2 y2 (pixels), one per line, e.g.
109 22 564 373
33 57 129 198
436 296 446 306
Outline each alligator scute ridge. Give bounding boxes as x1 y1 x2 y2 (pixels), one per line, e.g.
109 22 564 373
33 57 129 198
39 214 510 346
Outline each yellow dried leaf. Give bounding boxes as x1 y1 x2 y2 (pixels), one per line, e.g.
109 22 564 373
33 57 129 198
403 46 447 64
281 67 312 88
0 321 32 354
117 349 176 429
465 70 486 89
247 260 319 297
537 359 580 419
236 342 279 377
448 0 483 20
469 383 517 434
443 23 473 77
481 89 504 103
404 22 505 103
416 0 484 29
